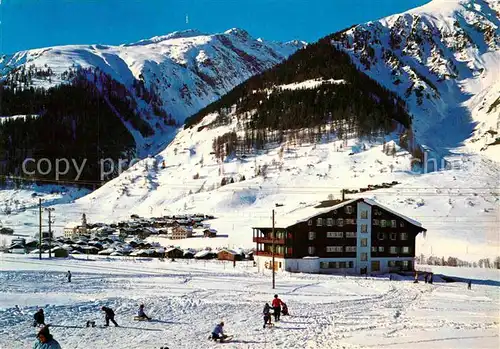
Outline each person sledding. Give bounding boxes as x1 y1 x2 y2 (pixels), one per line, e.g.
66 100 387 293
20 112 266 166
263 303 272 328
281 302 289 316
211 321 230 342
33 309 46 327
101 306 119 327
272 294 285 322
33 325 61 349
136 304 151 321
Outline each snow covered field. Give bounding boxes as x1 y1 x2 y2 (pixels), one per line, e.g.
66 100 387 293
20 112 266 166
1 254 498 349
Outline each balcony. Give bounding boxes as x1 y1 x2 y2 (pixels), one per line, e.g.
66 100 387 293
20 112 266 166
255 251 285 258
253 237 285 245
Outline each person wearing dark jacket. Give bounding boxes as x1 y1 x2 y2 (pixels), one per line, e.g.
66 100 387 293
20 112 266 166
101 306 119 327
33 309 45 327
33 325 61 349
263 303 272 328
66 271 71 283
137 304 151 320
272 294 284 322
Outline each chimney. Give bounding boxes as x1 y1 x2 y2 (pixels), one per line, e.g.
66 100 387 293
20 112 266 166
342 189 345 201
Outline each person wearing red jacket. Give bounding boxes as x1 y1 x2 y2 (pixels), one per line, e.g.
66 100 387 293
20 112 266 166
271 294 284 321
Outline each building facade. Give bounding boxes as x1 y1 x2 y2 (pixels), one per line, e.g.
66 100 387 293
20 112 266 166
253 198 426 274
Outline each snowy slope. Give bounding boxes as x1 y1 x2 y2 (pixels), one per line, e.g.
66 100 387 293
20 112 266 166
0 254 498 349
0 29 305 154
333 0 500 162
1 0 498 262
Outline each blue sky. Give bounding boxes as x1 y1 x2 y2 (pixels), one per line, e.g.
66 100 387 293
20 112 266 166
1 0 429 54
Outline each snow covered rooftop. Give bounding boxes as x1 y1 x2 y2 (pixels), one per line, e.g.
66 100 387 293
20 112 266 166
254 198 425 229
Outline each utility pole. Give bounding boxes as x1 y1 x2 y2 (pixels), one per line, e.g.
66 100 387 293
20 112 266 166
272 209 275 290
38 199 42 260
45 208 55 259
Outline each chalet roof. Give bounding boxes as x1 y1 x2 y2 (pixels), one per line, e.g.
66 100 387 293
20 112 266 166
194 250 212 258
362 198 424 229
253 198 425 230
218 248 237 255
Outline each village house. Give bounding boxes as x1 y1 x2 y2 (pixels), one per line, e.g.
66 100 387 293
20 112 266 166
203 228 217 238
170 226 193 240
252 198 426 275
217 249 243 262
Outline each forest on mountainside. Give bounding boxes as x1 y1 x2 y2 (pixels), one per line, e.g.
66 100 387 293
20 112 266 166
0 69 140 185
185 33 411 135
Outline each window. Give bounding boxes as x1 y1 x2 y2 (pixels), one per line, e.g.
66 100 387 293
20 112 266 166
402 260 410 270
402 246 410 254
279 262 282 268
308 246 315 255
361 224 368 233
308 231 316 240
349 261 354 268
361 210 368 219
346 218 355 225
374 209 381 216
327 231 343 238
400 221 405 227
361 238 368 247
287 247 293 256
381 220 387 227
388 260 396 267
390 246 399 254
378 246 384 252
333 210 337 215
371 246 377 252
391 220 397 228
320 262 329 269
327 218 334 227
378 232 385 240
308 220 312 226
326 246 343 253
346 231 357 238
345 246 356 252
339 261 347 268
373 219 379 226
345 206 353 214
317 218 323 226
361 253 368 261
337 218 344 227
400 232 408 240
390 232 397 240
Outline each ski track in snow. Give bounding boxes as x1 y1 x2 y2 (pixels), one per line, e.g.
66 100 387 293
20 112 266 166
0 255 498 349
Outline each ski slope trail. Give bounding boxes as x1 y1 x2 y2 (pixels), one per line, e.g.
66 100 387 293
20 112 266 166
1 255 498 349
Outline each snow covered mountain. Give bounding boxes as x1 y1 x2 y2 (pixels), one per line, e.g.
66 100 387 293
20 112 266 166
333 0 500 161
1 0 498 262
0 28 305 155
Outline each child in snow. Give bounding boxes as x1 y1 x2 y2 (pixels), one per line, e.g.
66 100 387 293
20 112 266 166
101 306 119 327
263 303 272 328
281 302 289 316
33 325 61 349
137 304 151 320
211 322 228 342
66 271 71 283
33 309 45 327
272 294 285 322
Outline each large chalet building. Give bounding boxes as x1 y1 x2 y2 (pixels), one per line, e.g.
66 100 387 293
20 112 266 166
252 198 426 274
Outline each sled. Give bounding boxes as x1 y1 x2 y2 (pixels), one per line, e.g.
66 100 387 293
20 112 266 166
134 316 151 321
208 335 233 342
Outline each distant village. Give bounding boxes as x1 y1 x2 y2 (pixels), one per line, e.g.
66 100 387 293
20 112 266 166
1 213 254 262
